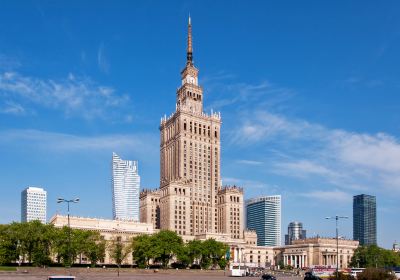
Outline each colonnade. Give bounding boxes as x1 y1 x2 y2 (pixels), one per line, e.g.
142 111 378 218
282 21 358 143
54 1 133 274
283 254 307 268
322 254 337 266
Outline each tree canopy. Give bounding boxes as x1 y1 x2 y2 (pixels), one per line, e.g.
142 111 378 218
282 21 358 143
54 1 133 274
350 245 400 268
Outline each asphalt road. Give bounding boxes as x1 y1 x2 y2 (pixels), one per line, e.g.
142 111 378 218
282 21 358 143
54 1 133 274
0 269 303 280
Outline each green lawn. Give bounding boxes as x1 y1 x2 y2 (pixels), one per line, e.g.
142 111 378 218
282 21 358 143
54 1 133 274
0 266 17 271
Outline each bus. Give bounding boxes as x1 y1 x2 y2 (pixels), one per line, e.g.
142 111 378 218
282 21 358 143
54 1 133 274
229 265 247 277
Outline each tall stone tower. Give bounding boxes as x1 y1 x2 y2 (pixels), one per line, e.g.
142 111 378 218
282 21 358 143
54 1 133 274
159 17 222 236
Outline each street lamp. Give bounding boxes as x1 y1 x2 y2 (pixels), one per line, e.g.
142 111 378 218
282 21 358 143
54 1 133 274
325 215 348 280
57 197 80 267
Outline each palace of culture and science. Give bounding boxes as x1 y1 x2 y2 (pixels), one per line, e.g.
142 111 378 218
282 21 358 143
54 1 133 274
139 17 244 239
50 18 359 268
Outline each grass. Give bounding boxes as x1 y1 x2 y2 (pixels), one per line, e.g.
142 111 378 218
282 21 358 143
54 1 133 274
0 266 17 271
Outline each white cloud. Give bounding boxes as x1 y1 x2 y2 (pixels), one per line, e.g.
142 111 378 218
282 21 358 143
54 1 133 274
233 109 400 196
274 160 340 179
204 78 294 112
0 71 130 120
235 159 263 165
97 42 110 74
301 189 352 203
222 177 280 193
0 129 157 155
0 101 26 115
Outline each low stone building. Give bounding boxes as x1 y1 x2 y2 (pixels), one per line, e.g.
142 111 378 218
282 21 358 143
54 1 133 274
275 237 359 269
50 214 157 264
49 214 275 266
50 215 358 269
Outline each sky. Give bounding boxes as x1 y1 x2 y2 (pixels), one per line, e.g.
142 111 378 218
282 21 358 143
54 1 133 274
0 1 399 248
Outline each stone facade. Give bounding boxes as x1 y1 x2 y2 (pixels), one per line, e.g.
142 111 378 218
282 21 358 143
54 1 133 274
139 189 161 229
275 237 359 269
49 214 156 265
217 186 244 239
141 17 241 239
50 215 359 269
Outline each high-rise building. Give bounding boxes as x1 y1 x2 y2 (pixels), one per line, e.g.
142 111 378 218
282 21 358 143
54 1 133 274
285 221 306 245
112 152 140 221
156 16 226 237
353 194 377 245
246 195 281 246
21 187 47 223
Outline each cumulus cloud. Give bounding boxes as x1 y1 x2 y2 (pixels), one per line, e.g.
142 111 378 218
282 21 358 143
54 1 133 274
232 109 400 197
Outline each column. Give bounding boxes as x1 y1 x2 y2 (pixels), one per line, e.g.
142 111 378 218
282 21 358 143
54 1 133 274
234 247 238 262
284 255 287 266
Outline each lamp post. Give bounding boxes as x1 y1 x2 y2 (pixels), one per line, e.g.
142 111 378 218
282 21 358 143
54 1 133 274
57 197 79 267
325 215 348 280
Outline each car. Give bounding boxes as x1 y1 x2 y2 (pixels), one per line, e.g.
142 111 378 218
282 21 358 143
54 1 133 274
304 272 322 280
261 274 276 280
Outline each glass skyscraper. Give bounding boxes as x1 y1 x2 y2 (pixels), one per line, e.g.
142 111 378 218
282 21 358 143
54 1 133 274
246 195 281 246
21 186 47 223
285 221 307 245
353 194 376 245
112 152 140 221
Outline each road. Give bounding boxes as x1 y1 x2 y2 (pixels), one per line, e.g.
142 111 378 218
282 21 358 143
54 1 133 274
0 268 303 280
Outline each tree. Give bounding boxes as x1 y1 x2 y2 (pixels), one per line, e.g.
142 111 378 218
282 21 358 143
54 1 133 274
357 268 397 280
350 245 400 268
152 230 183 268
0 224 19 265
53 226 74 266
82 231 106 266
131 234 154 268
186 240 203 265
328 272 355 280
109 236 131 277
201 239 228 269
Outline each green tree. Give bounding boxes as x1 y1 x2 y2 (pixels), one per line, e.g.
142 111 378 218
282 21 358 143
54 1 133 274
9 221 56 266
186 240 203 265
201 239 228 269
53 226 74 266
0 224 19 265
131 234 154 268
81 231 106 266
351 245 400 268
109 236 131 277
152 230 183 268
328 272 355 280
357 268 397 280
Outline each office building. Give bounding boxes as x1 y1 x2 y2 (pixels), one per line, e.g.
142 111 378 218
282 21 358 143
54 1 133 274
285 221 307 245
353 194 377 245
112 152 140 221
246 195 281 246
21 186 47 223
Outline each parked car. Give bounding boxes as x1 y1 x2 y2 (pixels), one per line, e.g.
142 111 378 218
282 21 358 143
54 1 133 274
261 274 276 280
304 272 322 280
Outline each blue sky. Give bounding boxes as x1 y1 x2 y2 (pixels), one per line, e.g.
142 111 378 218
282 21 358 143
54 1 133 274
1 1 399 248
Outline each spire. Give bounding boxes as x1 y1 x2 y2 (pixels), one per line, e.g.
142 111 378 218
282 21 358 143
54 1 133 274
187 15 193 65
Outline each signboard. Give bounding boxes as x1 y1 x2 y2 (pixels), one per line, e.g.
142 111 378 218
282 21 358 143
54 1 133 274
311 265 336 277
